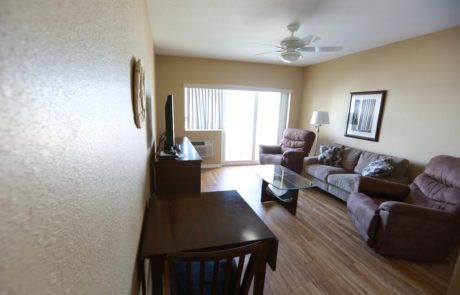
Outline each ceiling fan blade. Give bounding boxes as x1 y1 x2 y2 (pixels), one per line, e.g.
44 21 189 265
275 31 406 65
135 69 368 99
254 43 284 49
299 46 342 52
254 50 283 56
302 35 321 45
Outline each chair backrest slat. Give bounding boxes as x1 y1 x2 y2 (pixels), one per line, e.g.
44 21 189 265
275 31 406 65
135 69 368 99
241 254 257 294
222 257 232 295
211 259 219 295
233 255 245 295
199 261 205 295
167 242 263 295
186 262 191 293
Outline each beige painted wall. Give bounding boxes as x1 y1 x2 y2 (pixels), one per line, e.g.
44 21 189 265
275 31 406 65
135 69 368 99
0 0 155 294
155 56 305 165
300 26 460 178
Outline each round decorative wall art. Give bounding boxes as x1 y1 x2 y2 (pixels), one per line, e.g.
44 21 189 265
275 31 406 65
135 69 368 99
133 58 146 128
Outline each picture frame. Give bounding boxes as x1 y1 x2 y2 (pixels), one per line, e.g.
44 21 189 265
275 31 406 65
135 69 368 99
133 58 146 129
345 90 386 141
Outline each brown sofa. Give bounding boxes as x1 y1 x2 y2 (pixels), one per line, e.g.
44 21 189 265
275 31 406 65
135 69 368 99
259 128 316 174
347 155 460 262
303 146 410 201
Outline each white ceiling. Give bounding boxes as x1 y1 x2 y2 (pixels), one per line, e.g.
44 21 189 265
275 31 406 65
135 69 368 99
147 0 460 67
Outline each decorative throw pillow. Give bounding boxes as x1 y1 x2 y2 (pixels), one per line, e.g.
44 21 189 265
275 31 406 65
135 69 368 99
318 145 345 167
362 158 394 177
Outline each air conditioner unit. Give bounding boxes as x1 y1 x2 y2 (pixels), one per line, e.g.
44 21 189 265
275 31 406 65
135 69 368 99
191 140 214 158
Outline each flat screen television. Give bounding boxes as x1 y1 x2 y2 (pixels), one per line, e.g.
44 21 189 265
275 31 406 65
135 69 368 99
163 94 176 154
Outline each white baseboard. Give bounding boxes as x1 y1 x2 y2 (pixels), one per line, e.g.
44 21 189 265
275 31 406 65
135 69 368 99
201 164 223 169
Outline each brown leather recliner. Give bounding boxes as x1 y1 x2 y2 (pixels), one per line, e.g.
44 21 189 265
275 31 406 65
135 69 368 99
347 155 460 262
259 128 316 174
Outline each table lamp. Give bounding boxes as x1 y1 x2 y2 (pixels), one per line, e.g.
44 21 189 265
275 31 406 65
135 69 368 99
310 111 330 155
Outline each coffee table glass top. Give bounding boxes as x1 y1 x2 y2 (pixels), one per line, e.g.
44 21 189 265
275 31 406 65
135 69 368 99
254 164 314 190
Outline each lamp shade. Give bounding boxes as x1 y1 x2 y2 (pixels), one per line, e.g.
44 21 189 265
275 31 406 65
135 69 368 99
310 111 330 125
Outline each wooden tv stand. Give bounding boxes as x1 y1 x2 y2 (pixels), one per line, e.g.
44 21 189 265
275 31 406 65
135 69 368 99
153 137 202 195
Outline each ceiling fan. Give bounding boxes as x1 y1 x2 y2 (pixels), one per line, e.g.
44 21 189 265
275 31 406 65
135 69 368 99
256 23 342 63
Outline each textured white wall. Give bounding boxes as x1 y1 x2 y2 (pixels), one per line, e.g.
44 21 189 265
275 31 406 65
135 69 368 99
0 0 155 294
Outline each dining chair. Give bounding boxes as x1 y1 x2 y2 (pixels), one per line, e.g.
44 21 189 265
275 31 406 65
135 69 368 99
167 242 264 295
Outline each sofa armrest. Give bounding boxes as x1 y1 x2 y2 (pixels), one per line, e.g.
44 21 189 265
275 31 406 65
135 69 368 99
259 144 282 154
379 201 460 224
356 176 410 200
303 156 319 166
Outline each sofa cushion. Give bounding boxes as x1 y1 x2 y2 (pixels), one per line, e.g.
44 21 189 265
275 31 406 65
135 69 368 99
328 173 361 193
305 164 349 182
341 148 362 171
318 144 345 167
362 158 394 177
354 151 409 178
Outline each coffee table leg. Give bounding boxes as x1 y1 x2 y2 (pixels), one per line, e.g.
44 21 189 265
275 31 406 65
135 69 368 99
260 180 272 202
261 180 299 215
284 189 298 215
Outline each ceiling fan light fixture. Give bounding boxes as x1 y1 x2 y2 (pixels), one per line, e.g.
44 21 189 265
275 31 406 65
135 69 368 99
280 50 302 63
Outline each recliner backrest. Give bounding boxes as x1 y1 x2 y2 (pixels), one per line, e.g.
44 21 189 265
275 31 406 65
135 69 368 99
412 155 460 214
424 155 460 189
280 128 315 154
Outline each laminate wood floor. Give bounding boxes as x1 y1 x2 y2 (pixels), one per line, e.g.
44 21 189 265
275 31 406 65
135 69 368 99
201 165 458 295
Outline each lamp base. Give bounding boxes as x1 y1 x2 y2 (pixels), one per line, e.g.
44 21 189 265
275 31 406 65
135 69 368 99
314 124 321 156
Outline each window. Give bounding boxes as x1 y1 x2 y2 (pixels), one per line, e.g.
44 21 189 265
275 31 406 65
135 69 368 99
185 85 291 163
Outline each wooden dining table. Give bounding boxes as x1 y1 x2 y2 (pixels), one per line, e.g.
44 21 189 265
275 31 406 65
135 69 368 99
139 190 278 295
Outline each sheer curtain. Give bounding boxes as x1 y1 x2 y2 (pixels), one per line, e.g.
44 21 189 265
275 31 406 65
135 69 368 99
277 92 290 142
186 87 224 130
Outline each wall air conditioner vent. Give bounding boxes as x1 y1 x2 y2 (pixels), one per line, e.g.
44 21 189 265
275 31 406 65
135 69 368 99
191 140 214 158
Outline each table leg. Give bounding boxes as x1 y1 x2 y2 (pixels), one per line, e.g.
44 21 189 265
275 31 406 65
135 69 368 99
150 256 163 295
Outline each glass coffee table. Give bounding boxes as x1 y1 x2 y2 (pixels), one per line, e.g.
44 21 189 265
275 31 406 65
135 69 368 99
254 164 315 215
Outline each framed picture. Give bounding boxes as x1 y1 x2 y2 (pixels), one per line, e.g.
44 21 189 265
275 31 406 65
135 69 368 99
345 90 386 141
133 58 146 129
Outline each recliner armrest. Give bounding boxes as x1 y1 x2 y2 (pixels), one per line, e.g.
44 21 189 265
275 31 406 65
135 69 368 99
356 177 410 200
281 150 306 174
379 201 460 224
282 150 305 158
347 192 380 245
259 145 282 154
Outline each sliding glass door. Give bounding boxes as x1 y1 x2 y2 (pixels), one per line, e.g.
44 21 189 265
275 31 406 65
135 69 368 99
223 89 290 164
223 90 256 162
